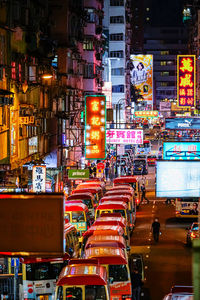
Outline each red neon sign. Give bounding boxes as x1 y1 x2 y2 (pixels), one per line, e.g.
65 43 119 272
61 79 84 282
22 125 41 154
177 55 196 108
85 95 106 160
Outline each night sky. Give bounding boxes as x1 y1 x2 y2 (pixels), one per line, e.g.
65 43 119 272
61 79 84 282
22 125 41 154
151 0 186 26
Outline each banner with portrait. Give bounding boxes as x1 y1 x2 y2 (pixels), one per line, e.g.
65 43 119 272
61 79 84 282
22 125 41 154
130 54 153 102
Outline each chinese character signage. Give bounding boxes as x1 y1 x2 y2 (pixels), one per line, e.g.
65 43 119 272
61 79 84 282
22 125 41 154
177 55 196 108
85 95 106 159
163 142 200 160
32 166 46 192
106 129 143 145
130 54 153 106
134 111 158 118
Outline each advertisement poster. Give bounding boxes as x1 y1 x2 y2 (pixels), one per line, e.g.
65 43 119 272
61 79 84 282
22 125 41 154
156 161 200 197
130 54 153 103
165 118 200 130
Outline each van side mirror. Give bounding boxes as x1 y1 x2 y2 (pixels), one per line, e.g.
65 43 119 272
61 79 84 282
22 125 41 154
126 246 130 252
109 277 114 284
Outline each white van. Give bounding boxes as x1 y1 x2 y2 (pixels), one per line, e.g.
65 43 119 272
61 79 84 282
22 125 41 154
163 286 193 300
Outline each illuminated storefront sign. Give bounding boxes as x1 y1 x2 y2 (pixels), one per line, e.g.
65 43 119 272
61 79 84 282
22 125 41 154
134 110 158 118
163 142 200 160
32 165 46 193
19 116 34 125
85 95 106 159
177 55 196 108
130 54 153 107
106 129 143 145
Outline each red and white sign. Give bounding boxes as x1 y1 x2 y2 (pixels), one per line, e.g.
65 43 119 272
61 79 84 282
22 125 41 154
106 129 143 145
97 162 105 169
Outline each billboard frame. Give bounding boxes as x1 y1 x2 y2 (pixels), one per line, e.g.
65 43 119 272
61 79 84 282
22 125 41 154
162 141 200 160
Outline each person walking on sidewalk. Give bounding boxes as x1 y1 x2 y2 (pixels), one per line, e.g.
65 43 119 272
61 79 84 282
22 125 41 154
141 183 149 204
151 218 161 243
131 268 143 300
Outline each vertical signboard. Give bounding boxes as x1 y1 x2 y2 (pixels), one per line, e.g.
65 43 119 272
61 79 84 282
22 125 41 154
177 55 196 108
85 95 106 160
32 165 46 192
130 54 153 104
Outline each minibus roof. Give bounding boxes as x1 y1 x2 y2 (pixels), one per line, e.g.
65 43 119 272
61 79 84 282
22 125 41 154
100 195 132 203
57 264 108 286
97 201 128 210
94 216 126 228
114 176 138 184
84 247 127 265
67 192 93 200
65 202 88 212
105 190 133 196
83 224 124 237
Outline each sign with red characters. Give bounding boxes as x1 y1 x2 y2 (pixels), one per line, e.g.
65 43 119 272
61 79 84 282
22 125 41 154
85 95 106 160
177 55 196 108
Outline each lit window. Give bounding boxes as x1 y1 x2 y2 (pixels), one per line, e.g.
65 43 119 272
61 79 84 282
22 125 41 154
146 7 150 11
110 16 124 23
161 51 169 55
146 17 150 21
112 85 124 93
160 61 167 66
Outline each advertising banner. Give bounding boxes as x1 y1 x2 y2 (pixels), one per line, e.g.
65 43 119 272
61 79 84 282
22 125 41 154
68 169 89 179
177 55 196 108
130 54 153 102
165 118 200 130
163 142 200 160
85 95 106 160
156 161 200 197
106 129 143 145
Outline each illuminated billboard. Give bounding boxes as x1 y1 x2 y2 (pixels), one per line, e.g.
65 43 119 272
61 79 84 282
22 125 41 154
130 54 153 103
165 118 200 130
156 161 200 197
177 55 196 108
106 129 143 145
163 142 200 160
85 95 106 160
134 111 158 118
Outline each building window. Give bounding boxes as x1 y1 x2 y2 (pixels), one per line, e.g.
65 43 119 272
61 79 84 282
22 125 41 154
161 82 168 86
110 16 124 23
109 51 123 58
85 8 96 23
160 61 167 66
112 85 124 93
11 62 16 80
110 33 124 41
161 72 169 76
110 0 124 6
83 40 94 50
29 66 37 82
161 51 169 55
111 68 124 75
83 63 95 78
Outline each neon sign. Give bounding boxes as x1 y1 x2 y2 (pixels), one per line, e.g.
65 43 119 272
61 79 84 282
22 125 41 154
85 95 106 159
177 55 196 108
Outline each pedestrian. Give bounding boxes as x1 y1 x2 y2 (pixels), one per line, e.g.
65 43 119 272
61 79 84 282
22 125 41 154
93 165 97 178
151 218 161 243
141 183 149 204
131 268 143 300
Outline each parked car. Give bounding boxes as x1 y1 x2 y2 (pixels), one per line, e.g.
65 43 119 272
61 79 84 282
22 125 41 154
163 285 193 300
186 222 199 246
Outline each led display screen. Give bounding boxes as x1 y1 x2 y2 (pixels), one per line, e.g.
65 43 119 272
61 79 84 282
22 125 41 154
177 55 196 108
130 54 153 103
85 95 106 160
156 161 200 197
165 118 200 130
163 142 200 160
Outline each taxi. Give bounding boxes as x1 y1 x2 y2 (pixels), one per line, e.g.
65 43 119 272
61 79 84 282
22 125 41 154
65 202 90 242
55 259 110 300
84 247 132 300
67 192 96 217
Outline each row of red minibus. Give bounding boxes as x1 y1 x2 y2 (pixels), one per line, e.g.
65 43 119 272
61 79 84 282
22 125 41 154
55 176 140 300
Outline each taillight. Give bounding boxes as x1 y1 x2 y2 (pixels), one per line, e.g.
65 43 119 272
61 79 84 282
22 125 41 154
191 232 197 238
122 296 132 300
136 198 140 204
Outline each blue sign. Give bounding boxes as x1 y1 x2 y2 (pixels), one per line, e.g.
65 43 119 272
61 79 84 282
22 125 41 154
163 142 200 160
11 258 19 268
165 118 200 130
